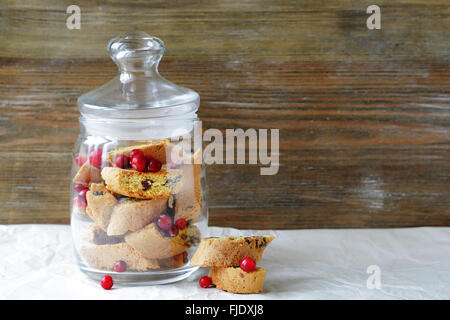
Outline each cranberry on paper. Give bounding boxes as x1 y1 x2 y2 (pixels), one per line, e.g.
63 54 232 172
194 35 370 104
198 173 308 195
100 275 113 290
199 276 212 288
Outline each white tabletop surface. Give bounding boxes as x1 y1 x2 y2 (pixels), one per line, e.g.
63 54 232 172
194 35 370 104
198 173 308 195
0 224 449 300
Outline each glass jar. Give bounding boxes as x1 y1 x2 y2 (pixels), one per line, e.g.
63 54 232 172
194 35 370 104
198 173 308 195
70 32 207 285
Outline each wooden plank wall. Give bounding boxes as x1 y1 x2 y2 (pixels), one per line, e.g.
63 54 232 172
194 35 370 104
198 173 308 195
0 0 449 228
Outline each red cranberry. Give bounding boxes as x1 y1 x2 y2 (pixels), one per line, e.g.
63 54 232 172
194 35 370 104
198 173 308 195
147 159 162 172
199 276 212 288
100 275 113 290
169 162 179 169
240 257 256 272
168 225 179 237
145 154 154 164
157 215 172 231
113 261 127 272
114 154 130 169
175 218 187 230
74 155 87 167
72 196 86 209
78 188 88 205
128 149 144 161
131 154 147 172
73 183 86 192
89 148 103 168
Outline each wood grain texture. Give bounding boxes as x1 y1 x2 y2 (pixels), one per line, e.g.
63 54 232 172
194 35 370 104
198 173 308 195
0 1 449 228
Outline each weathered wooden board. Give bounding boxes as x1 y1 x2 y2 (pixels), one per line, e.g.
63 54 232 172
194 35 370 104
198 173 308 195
0 1 449 228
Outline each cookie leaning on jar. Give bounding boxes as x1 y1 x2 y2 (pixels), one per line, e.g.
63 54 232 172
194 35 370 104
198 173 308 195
72 141 203 272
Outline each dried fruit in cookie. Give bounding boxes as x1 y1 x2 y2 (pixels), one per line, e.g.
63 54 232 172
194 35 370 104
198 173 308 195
189 235 274 267
101 167 183 199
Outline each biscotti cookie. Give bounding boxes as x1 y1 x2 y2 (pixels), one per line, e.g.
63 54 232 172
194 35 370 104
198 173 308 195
85 183 117 231
125 223 200 259
174 190 201 223
190 235 274 267
183 148 202 204
192 148 202 204
85 224 123 245
81 243 159 271
209 267 267 294
101 167 183 199
73 162 102 187
107 140 173 165
158 252 188 269
175 149 202 222
107 197 168 236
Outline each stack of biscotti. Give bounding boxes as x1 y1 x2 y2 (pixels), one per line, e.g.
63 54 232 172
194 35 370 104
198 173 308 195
71 140 203 272
190 235 274 294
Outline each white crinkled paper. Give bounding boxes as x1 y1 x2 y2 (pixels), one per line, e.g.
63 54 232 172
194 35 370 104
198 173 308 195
0 224 449 299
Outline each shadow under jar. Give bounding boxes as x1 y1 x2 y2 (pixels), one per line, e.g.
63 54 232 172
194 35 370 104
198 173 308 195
70 32 207 285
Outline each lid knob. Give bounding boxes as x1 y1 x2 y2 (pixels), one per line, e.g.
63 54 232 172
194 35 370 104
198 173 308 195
107 31 165 73
78 32 199 119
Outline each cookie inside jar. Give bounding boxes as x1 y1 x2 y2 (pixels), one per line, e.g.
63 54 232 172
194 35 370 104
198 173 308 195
71 140 203 273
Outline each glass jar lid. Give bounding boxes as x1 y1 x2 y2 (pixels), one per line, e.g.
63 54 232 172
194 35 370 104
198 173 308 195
78 32 199 119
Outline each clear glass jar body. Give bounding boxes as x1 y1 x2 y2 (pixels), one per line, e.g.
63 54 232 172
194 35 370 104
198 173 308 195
70 116 207 284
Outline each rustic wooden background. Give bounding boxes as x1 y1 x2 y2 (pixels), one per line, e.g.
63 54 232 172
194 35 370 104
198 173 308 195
0 0 449 228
